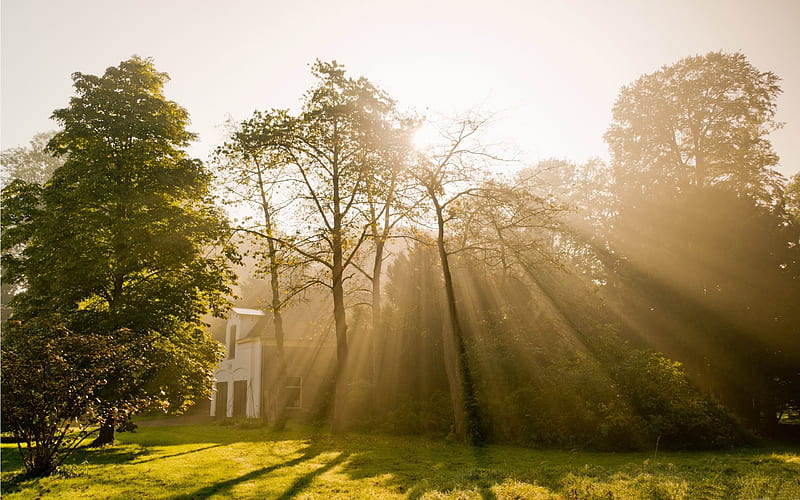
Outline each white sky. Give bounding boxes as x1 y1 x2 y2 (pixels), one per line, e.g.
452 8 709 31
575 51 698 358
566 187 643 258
2 0 799 176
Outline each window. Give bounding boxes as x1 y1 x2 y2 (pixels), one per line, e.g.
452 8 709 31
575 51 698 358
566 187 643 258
286 376 302 409
227 325 237 359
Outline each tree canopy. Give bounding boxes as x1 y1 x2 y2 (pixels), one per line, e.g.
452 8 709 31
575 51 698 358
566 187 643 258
605 51 784 204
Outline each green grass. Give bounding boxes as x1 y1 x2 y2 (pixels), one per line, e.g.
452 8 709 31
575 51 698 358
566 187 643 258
2 424 799 499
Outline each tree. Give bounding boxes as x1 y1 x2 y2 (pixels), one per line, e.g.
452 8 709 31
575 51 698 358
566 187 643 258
412 113 502 444
238 61 405 430
1 315 142 476
605 51 783 204
1 132 66 320
354 115 417 409
215 115 311 429
601 51 799 431
0 131 64 187
1 56 235 446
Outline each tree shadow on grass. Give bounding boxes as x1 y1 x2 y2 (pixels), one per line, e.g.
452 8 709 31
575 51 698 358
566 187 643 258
274 451 347 500
171 442 346 500
308 435 501 500
132 444 224 464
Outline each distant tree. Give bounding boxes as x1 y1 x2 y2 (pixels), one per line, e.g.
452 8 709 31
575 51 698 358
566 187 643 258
605 51 783 205
0 131 64 187
1 56 235 446
0 131 65 320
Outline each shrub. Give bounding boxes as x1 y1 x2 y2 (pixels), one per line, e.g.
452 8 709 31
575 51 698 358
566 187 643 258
1 316 125 476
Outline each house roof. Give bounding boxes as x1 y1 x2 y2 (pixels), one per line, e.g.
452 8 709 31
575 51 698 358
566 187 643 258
231 307 268 317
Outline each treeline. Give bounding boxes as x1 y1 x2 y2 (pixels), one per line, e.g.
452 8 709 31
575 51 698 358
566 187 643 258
2 52 799 475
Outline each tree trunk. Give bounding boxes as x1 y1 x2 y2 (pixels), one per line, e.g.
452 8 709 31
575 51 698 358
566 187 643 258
433 199 482 445
268 217 289 429
371 236 385 411
331 248 349 432
330 158 349 433
89 418 115 447
257 160 290 430
270 297 289 431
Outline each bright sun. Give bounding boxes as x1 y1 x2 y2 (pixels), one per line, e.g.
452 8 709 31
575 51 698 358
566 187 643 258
412 121 441 151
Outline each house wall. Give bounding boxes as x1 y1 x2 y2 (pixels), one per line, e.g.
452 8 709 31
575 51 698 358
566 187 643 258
211 313 264 418
260 340 337 421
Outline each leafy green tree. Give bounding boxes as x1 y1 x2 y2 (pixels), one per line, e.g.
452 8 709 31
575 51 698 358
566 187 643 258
1 315 142 476
1 56 235 445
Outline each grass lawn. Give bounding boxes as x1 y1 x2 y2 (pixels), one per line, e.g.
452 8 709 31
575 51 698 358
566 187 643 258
2 423 799 499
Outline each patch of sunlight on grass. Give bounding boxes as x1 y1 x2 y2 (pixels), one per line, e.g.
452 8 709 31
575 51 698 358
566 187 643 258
736 473 800 500
491 478 560 499
560 472 690 500
769 452 800 464
418 488 482 500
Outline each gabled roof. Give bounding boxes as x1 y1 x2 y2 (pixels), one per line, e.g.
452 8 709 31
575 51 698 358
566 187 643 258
231 307 268 317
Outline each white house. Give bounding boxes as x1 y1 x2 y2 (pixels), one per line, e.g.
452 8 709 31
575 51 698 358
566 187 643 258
210 307 268 419
210 305 337 420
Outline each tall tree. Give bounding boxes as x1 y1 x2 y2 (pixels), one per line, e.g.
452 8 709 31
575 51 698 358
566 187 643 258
241 61 403 430
601 51 799 431
2 56 235 445
355 115 417 408
412 113 501 444
215 114 310 429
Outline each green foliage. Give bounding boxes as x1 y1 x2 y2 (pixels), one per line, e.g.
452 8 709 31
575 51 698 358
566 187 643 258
374 392 453 436
596 337 749 449
0 316 135 476
600 51 799 433
600 184 800 430
1 56 235 445
378 249 748 450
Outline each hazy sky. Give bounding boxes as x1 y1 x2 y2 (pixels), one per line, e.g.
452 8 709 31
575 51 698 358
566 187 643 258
2 0 799 176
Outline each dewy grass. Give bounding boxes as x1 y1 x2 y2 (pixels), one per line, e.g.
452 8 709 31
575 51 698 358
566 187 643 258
1 424 799 499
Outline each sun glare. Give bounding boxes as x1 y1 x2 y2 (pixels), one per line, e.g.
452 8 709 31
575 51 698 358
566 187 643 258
412 121 440 151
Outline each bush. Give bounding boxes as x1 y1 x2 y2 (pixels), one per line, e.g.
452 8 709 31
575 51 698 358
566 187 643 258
608 348 749 448
1 316 124 476
472 332 748 450
375 391 453 436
